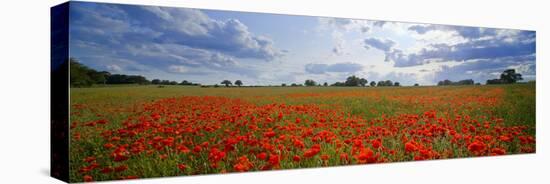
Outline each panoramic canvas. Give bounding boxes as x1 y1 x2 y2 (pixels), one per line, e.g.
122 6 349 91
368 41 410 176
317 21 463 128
51 1 536 182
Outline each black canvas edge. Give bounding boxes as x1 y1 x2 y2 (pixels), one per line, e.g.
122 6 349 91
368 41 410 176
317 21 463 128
51 1 70 183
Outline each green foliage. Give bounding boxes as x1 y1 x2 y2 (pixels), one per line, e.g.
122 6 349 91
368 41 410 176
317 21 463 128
304 79 317 86
487 69 523 85
221 80 232 87
437 79 474 86
69 58 150 87
235 80 243 87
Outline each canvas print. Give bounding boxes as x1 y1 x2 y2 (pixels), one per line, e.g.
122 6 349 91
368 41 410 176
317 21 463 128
51 1 536 182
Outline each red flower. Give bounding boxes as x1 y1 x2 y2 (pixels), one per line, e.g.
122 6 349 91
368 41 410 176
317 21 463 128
405 141 417 153
292 155 301 162
371 139 382 149
114 165 128 172
303 144 321 158
257 152 268 160
178 164 187 171
491 148 506 155
264 131 276 138
83 175 93 182
499 135 512 142
340 153 349 162
467 141 486 153
104 143 114 149
193 145 202 153
356 148 374 162
100 167 113 174
233 156 253 172
177 145 190 153
268 154 280 166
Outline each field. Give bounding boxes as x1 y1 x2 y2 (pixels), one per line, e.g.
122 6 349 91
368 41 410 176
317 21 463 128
69 84 536 182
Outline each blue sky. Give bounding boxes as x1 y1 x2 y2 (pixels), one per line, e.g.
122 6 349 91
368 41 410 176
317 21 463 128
69 2 536 85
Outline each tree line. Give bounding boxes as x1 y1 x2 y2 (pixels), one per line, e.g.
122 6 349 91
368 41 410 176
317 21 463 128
437 79 476 86
296 75 401 87
69 58 199 87
436 69 524 86
70 58 149 87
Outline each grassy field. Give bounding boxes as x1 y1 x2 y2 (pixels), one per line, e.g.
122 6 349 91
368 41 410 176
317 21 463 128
69 84 535 182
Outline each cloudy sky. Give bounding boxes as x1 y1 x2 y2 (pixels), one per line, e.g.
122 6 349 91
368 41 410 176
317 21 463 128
69 2 536 85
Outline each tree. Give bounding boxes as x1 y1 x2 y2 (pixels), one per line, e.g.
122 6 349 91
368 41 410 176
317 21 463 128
281 83 287 87
394 82 400 86
179 80 191 85
69 58 95 87
384 80 393 86
359 78 368 87
70 58 149 87
500 69 523 84
221 80 232 87
414 83 419 86
438 79 474 86
370 81 376 87
169 81 178 85
235 80 243 87
304 79 317 86
291 83 298 87
323 82 328 87
152 79 161 85
345 75 360 86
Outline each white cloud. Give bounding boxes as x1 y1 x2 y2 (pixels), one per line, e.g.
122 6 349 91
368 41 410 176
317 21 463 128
106 64 122 72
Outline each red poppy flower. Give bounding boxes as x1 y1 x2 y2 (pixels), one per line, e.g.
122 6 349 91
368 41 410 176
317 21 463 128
257 152 268 160
178 164 187 171
405 142 417 153
83 175 93 182
292 155 301 162
114 165 128 172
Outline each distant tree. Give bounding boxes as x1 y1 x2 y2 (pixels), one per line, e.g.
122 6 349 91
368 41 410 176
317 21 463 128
235 80 243 87
89 71 109 85
377 81 384 87
486 79 503 85
169 81 178 85
291 83 298 87
394 82 400 86
282 83 287 87
438 79 474 86
458 79 474 85
414 83 419 86
69 58 95 87
500 69 523 84
344 75 360 86
384 80 393 86
304 79 317 86
179 80 193 85
152 79 161 85
370 81 376 87
323 82 328 87
161 80 171 85
359 78 368 87
221 80 232 87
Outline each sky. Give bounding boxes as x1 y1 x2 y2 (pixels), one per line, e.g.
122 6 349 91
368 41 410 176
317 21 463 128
68 2 536 86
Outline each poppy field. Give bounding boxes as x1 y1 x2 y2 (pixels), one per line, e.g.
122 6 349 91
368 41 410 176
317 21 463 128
69 84 535 182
